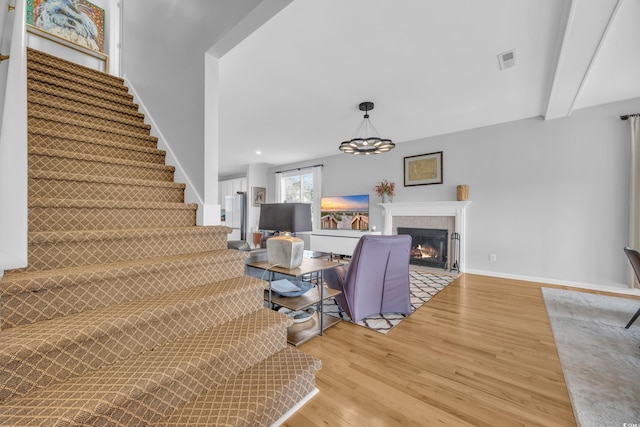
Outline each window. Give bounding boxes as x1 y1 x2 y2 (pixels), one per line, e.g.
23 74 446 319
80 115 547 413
276 166 322 229
281 170 313 203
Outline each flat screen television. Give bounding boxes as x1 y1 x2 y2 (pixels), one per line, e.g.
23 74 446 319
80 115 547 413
320 194 369 230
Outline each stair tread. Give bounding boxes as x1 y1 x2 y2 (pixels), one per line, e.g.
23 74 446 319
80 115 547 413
153 347 321 427
27 66 131 103
27 226 228 244
19 226 229 273
27 48 125 86
1 249 244 294
28 60 130 97
28 197 196 210
0 276 267 359
29 93 150 130
1 307 288 424
29 126 162 154
27 70 133 108
29 109 156 141
29 146 174 171
28 82 142 117
29 170 184 189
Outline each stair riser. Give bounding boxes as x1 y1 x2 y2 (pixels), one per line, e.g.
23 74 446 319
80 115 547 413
153 347 321 427
29 80 140 115
101 322 288 426
29 90 145 129
29 154 174 182
29 125 157 152
29 134 166 164
29 177 184 205
156 370 318 427
2 252 246 328
0 281 266 403
30 103 150 136
28 65 131 100
29 117 157 148
24 231 226 272
28 205 195 232
258 371 318 426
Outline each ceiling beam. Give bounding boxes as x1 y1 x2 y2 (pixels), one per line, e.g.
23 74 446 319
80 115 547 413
544 0 622 120
206 0 293 59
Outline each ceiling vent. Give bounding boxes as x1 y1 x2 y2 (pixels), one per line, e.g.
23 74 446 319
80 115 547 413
498 49 517 70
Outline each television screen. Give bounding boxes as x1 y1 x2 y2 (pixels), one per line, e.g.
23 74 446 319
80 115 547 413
320 194 369 230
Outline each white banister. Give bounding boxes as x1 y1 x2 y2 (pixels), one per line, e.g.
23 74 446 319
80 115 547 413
0 0 28 273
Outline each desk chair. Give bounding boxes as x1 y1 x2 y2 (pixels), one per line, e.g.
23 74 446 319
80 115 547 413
324 235 411 323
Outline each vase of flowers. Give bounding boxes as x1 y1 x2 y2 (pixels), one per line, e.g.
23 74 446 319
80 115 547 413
374 179 395 203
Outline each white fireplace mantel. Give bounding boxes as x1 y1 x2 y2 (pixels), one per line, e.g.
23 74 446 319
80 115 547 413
379 201 471 271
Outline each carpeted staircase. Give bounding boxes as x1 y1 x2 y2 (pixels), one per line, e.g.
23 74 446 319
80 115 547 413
0 48 320 426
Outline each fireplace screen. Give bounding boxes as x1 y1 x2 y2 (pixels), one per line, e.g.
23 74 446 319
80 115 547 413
398 227 448 269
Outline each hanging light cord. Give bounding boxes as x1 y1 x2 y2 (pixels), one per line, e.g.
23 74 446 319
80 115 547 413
351 107 381 140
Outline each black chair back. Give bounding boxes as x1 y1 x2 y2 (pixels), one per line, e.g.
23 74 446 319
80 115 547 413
622 247 640 329
624 247 640 282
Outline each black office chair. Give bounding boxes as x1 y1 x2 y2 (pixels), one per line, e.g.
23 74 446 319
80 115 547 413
623 247 640 329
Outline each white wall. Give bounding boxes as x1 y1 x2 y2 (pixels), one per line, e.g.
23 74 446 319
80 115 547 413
120 1 261 201
270 98 640 290
247 163 270 242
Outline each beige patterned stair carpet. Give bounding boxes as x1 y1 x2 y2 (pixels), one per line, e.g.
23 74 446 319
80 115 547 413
0 48 320 426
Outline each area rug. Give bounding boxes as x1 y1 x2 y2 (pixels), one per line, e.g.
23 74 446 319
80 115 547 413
541 287 640 427
322 271 456 334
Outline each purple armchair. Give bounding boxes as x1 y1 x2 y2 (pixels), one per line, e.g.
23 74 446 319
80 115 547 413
324 235 412 322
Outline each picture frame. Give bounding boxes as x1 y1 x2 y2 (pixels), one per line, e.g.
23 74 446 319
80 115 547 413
404 151 443 186
26 0 105 52
252 187 266 207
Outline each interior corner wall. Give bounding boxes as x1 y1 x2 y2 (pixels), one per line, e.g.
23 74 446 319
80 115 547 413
271 97 640 289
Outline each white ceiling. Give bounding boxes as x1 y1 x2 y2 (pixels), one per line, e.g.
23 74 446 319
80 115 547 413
216 0 640 177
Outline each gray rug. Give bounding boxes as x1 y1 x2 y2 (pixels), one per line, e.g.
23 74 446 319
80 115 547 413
323 271 456 334
542 288 640 426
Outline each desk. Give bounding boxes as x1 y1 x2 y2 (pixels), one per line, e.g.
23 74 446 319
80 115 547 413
247 258 343 346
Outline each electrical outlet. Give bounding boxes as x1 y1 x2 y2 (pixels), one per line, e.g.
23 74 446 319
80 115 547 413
489 253 497 262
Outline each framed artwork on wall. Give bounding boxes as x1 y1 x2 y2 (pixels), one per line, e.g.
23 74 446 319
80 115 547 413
26 0 105 52
252 187 266 207
404 151 443 186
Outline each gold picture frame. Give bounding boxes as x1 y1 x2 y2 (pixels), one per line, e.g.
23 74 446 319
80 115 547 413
404 151 443 186
27 0 105 52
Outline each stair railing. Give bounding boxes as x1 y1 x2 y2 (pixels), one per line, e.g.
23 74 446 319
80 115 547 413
0 0 28 275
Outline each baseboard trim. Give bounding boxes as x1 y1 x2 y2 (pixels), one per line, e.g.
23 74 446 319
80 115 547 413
465 269 640 296
271 387 319 427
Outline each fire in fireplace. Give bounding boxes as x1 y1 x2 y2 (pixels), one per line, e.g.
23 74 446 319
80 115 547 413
397 227 448 269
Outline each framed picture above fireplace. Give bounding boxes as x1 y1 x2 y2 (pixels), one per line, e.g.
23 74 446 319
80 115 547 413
404 151 443 186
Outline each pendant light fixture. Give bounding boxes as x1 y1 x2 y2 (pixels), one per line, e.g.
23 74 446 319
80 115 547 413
339 101 395 155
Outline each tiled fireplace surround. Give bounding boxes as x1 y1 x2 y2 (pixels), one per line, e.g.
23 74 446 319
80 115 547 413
380 201 471 272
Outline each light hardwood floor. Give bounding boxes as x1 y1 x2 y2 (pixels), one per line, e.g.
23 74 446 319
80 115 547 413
283 273 638 426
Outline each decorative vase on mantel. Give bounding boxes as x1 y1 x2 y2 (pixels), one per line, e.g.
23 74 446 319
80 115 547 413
382 194 393 203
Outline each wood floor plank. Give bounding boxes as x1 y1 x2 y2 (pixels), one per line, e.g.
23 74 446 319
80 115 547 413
281 273 639 426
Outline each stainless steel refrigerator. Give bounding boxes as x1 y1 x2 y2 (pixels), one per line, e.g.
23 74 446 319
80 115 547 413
224 192 246 241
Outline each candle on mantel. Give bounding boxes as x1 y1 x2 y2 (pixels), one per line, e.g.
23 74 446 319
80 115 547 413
457 185 469 201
